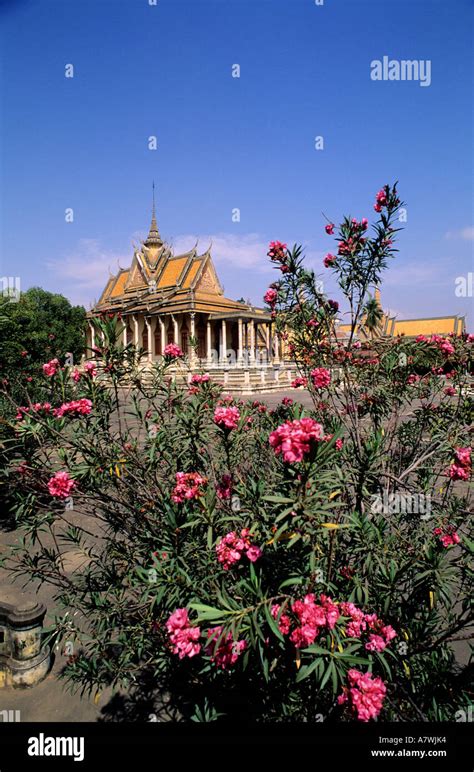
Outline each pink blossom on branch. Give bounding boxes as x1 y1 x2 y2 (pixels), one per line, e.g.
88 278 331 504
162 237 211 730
269 418 324 463
337 669 387 722
42 358 60 377
205 627 246 669
165 608 201 659
172 472 208 504
310 367 331 389
47 471 76 499
216 528 262 570
214 406 240 431
163 343 183 359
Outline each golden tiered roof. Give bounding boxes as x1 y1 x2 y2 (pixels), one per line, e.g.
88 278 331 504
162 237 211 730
93 208 269 321
337 288 465 340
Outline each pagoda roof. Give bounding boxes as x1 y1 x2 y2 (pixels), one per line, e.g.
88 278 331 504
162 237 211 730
91 208 271 320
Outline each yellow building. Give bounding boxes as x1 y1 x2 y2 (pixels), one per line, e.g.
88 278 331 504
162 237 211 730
87 204 281 370
337 289 465 341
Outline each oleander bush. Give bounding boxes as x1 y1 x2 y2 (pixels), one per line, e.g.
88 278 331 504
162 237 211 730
1 184 472 722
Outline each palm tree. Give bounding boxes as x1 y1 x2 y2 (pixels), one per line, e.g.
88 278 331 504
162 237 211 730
362 294 384 339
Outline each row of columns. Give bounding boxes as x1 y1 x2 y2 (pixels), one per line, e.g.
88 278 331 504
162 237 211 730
88 314 282 366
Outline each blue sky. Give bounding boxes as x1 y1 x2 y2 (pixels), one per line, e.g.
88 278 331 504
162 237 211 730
1 0 472 327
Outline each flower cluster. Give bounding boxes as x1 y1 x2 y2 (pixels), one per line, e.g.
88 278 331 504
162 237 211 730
163 343 183 359
337 669 387 722
310 367 331 389
165 609 201 660
433 525 460 548
15 403 52 421
325 223 335 235
206 627 247 669
216 528 262 570
416 333 456 356
53 398 92 418
323 253 337 268
214 406 240 430
269 418 324 463
291 376 308 389
339 602 396 653
271 594 339 647
47 470 75 499
190 373 210 384
42 358 60 377
267 240 287 261
448 446 471 481
373 187 388 213
172 472 208 504
264 287 278 306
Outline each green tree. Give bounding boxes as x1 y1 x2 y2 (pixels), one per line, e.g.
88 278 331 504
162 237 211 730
362 294 384 339
0 288 86 379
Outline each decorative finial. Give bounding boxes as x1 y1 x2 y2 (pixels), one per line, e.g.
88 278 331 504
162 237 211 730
145 181 162 246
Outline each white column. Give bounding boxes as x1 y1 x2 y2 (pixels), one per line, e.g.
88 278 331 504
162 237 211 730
132 315 139 347
249 320 255 364
145 317 153 362
206 321 212 365
221 319 227 365
160 318 166 356
89 322 95 355
266 324 271 365
237 318 244 365
173 315 179 345
122 320 127 347
273 332 280 364
190 313 196 366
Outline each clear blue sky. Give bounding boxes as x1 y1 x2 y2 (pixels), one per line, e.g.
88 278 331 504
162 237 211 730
1 0 472 327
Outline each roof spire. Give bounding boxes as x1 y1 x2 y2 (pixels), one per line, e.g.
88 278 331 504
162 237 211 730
145 180 162 246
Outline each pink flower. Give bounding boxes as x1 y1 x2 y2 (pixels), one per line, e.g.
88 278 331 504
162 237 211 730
434 525 461 548
447 446 471 480
269 418 324 463
264 287 278 305
267 241 287 262
448 464 469 481
47 471 76 499
323 253 336 268
42 358 60 377
291 376 308 389
325 223 335 235
216 529 262 569
335 438 343 451
84 361 97 378
310 367 331 389
71 368 81 383
281 397 293 406
271 604 291 635
365 634 387 653
163 343 183 359
246 545 262 563
376 188 387 206
53 398 92 418
166 608 201 659
206 627 246 669
216 474 232 500
444 387 456 396
172 472 207 504
289 593 340 647
338 669 386 722
455 447 471 467
214 406 240 430
190 373 210 384
407 374 420 385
